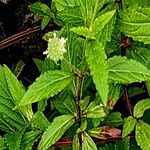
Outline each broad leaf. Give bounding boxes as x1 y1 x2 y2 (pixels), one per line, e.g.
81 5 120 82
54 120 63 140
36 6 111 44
86 40 108 105
108 56 150 84
38 114 75 150
82 132 97 150
122 116 136 138
73 135 80 150
118 8 150 44
136 120 150 150
134 98 150 118
18 70 74 106
5 131 23 150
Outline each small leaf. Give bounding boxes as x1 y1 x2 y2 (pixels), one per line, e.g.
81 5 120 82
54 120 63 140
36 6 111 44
18 70 74 106
134 98 150 118
38 114 75 150
0 136 7 150
5 131 23 150
108 56 150 84
115 137 130 150
136 120 150 150
86 40 108 105
83 102 106 118
122 116 136 138
80 96 90 111
82 132 97 150
41 16 51 29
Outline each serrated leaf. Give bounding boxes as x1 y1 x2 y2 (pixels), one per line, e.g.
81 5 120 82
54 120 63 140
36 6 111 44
78 0 99 27
21 130 41 150
3 65 33 121
86 40 108 105
17 70 74 106
41 16 51 29
5 131 23 150
90 10 116 37
134 98 150 118
83 102 106 118
118 8 150 44
31 112 50 131
102 112 123 127
29 2 51 16
82 132 97 150
108 56 150 84
71 26 95 39
122 116 136 138
57 6 84 26
54 0 79 11
0 66 27 132
38 114 75 150
136 120 150 150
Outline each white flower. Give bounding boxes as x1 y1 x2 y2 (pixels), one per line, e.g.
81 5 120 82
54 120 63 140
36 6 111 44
43 33 67 63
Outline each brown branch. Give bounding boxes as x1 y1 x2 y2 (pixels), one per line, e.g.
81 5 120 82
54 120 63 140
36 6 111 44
0 26 41 49
54 135 135 148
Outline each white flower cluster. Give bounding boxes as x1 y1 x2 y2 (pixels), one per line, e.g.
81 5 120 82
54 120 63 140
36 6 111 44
43 33 67 63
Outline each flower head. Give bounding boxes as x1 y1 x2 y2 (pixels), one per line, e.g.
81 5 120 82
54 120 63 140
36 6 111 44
43 32 67 63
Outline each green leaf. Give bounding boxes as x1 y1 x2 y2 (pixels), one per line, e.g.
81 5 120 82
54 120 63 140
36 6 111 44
38 114 75 150
18 70 74 106
73 135 80 150
86 40 108 105
136 120 150 150
90 10 116 37
3 65 33 121
57 6 84 26
102 112 123 127
115 137 130 150
82 132 97 150
78 0 99 26
71 26 95 39
29 2 51 16
5 131 23 150
0 136 7 150
108 56 150 84
118 7 150 44
80 96 90 111
134 98 150 118
0 66 27 132
41 16 51 29
31 112 50 131
83 102 106 118
122 116 136 138
54 0 79 11
21 130 41 150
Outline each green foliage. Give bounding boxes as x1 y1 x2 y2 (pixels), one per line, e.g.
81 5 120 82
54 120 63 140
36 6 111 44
17 70 74 106
122 116 136 138
134 99 150 118
38 114 75 150
1 0 150 150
